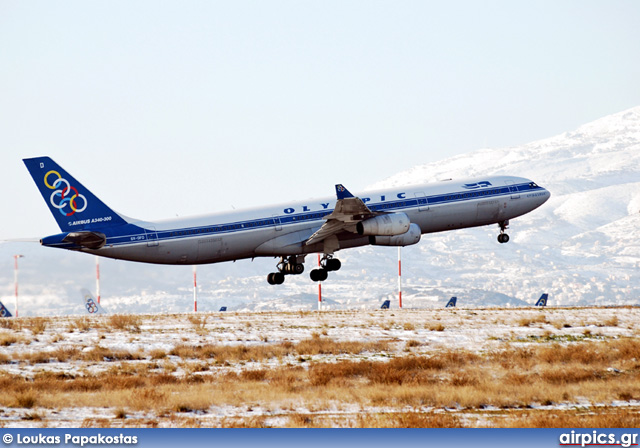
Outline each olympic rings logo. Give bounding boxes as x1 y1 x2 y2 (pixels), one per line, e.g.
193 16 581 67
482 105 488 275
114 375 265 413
0 306 8 317
85 296 98 313
44 170 88 217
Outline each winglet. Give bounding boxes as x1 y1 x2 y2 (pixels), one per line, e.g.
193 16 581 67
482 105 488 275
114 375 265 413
335 184 354 200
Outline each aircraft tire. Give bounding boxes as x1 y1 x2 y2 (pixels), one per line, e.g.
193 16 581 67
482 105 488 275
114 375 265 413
310 268 328 282
267 272 286 285
498 234 510 244
325 258 341 271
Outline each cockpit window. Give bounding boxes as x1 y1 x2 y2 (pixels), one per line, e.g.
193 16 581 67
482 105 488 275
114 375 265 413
529 182 539 188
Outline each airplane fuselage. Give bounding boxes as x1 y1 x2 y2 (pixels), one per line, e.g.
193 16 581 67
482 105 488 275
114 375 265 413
41 175 550 265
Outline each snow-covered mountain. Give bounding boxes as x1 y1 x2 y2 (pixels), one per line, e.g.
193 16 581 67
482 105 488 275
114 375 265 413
2 107 639 315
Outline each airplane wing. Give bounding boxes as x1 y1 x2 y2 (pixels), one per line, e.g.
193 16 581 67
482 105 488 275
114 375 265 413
305 184 379 246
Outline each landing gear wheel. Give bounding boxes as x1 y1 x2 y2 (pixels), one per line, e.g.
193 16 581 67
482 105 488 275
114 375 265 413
267 272 285 285
324 258 341 272
268 256 306 285
310 268 328 282
497 220 510 244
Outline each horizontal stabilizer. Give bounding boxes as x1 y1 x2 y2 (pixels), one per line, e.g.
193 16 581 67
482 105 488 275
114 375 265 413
63 231 107 249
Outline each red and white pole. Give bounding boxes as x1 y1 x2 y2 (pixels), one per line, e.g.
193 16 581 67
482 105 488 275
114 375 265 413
95 256 101 305
317 254 322 311
398 247 402 309
14 255 24 318
193 265 197 312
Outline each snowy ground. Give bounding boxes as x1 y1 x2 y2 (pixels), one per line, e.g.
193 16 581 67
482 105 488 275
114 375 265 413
1 306 639 427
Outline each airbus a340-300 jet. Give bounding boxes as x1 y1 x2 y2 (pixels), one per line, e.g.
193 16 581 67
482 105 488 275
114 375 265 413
24 157 550 284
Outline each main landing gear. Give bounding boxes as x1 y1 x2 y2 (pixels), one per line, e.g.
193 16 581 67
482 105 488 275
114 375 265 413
267 255 305 285
266 254 343 285
310 255 341 282
497 220 510 244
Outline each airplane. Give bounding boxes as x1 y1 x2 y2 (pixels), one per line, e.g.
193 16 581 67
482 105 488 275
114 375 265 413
80 289 107 314
445 297 457 308
380 300 391 310
535 293 548 307
0 300 12 317
23 156 550 285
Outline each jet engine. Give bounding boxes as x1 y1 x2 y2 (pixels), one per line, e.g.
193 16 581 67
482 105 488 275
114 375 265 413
356 212 410 236
369 223 421 246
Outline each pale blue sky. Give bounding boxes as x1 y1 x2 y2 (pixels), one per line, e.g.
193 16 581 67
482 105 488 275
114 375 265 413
2 0 639 239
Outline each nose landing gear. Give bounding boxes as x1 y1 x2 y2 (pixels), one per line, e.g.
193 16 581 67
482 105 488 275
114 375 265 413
497 220 510 244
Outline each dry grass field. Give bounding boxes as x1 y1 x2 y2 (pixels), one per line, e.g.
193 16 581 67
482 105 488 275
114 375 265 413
0 307 639 427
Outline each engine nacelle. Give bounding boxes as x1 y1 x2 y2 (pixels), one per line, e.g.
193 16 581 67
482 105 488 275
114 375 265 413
356 212 410 236
369 223 421 247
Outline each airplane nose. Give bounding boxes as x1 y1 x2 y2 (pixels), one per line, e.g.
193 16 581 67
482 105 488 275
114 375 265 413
540 188 551 204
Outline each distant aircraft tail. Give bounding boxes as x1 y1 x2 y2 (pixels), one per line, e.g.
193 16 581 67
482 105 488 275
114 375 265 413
0 301 12 317
23 157 128 233
81 289 107 314
446 297 457 308
380 300 390 310
219 306 227 312
535 293 548 307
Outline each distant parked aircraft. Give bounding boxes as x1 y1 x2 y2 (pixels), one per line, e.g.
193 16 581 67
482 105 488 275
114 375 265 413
24 156 550 285
0 300 12 317
445 297 457 308
380 300 391 310
80 289 107 314
535 293 548 307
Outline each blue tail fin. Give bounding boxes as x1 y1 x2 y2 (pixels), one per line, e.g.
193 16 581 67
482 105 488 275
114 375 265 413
446 297 457 307
335 184 355 200
219 306 227 312
535 293 548 307
0 301 12 317
380 300 390 309
23 157 127 232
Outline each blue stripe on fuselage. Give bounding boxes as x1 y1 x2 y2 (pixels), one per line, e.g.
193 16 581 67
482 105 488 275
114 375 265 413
99 182 542 247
